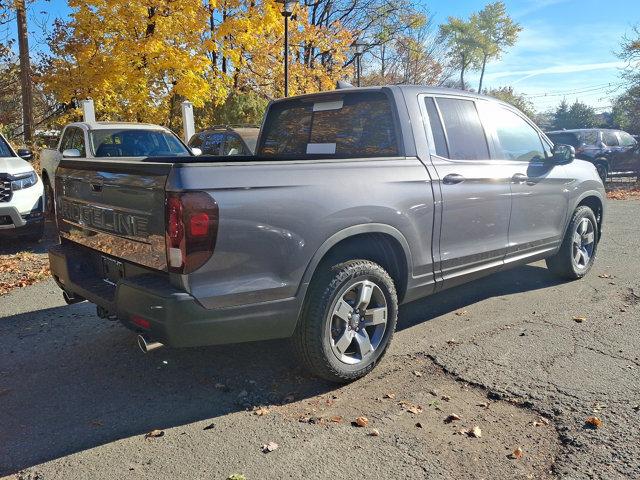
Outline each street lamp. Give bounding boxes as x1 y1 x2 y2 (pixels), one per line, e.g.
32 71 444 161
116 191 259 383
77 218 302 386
276 0 296 97
352 40 365 87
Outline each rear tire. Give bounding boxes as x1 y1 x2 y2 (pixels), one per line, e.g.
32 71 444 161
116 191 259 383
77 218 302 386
293 259 398 383
546 206 598 280
43 178 54 218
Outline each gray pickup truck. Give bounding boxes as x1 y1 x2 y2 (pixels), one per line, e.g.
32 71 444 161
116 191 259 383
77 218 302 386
49 86 605 382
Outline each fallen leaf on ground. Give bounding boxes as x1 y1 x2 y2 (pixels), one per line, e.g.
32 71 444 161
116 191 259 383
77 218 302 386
214 383 227 390
407 405 423 414
329 416 343 423
203 423 215 430
227 475 247 480
446 339 461 345
455 310 468 316
598 273 613 279
444 414 461 423
412 370 423 377
441 395 451 402
383 393 396 399
145 429 164 439
510 447 524 459
254 407 270 416
428 400 442 411
477 402 489 409
415 422 423 428
468 426 482 438
354 416 369 427
532 417 550 427
585 416 603 428
573 316 586 323
369 428 380 437
261 442 279 453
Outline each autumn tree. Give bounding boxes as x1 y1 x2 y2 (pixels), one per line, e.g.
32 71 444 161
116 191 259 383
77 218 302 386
43 0 216 126
438 17 482 90
474 2 520 92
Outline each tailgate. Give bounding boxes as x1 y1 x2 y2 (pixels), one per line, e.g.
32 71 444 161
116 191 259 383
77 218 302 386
55 160 171 271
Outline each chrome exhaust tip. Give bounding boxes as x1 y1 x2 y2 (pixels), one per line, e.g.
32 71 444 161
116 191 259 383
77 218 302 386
63 290 84 305
137 334 164 353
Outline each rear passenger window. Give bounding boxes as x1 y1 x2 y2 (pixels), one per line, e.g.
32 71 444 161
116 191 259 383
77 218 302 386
489 106 545 162
603 131 618 146
435 98 489 160
424 97 448 158
581 131 598 145
259 92 399 158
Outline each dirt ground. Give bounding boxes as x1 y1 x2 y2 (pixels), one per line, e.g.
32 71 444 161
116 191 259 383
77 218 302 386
0 199 638 479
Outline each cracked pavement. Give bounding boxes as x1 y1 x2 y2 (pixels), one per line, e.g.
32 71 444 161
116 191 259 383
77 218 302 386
1 200 638 479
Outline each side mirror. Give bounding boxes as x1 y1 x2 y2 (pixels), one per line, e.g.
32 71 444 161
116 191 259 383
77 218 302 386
551 144 575 164
191 147 203 156
17 148 34 161
62 148 81 158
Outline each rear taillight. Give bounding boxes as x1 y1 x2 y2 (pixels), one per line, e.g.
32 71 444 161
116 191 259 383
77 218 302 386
165 192 219 274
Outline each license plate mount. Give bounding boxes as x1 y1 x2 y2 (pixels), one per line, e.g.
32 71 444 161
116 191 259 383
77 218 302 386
101 256 124 285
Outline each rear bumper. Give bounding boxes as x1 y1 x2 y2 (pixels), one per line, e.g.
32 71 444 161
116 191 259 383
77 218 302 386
48 243 300 348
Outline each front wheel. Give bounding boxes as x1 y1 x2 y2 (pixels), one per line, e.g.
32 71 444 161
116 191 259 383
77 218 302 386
546 206 598 279
293 260 398 383
595 161 608 184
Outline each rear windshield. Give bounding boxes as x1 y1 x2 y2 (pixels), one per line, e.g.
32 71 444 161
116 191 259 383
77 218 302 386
258 91 399 158
546 132 579 147
0 135 14 157
91 129 191 157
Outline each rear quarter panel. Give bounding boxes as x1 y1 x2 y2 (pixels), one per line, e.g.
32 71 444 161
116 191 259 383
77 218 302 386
169 158 435 309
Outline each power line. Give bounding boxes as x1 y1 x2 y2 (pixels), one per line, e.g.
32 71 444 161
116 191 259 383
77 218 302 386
522 82 626 98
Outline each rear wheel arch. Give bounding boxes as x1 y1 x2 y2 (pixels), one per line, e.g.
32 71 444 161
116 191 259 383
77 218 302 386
299 225 411 305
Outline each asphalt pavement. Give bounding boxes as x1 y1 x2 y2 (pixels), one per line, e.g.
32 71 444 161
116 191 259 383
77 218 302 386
1 200 638 479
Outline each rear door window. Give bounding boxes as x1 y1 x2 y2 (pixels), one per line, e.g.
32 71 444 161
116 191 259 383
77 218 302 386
434 97 489 160
424 97 449 158
259 91 399 158
581 131 598 145
547 132 579 147
603 131 619 146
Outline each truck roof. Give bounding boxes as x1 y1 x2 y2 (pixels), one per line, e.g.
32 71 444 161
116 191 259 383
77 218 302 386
269 85 504 105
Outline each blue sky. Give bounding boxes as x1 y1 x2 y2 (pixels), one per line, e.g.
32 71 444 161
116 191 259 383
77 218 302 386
4 0 640 112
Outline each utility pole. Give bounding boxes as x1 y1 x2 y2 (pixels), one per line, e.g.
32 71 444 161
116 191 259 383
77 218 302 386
16 0 33 144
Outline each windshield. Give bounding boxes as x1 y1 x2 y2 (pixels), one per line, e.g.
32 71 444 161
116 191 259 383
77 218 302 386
0 135 15 157
90 129 191 158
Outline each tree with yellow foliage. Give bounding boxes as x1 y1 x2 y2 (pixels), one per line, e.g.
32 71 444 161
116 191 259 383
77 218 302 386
43 0 217 125
43 0 355 127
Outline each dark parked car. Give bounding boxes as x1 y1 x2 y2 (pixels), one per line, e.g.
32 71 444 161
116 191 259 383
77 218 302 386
546 129 640 182
188 126 259 156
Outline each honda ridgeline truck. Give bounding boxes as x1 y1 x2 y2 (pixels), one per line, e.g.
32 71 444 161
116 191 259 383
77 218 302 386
49 86 605 382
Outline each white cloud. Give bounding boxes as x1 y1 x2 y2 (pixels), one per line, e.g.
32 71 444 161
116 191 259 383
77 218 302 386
485 61 627 83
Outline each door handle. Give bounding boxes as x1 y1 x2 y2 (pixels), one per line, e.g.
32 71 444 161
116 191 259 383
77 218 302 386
442 173 465 185
511 173 528 184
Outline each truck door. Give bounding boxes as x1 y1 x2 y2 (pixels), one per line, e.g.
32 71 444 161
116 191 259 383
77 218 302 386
477 102 570 264
420 95 511 289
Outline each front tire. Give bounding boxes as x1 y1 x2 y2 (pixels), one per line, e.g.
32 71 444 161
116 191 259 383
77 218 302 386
546 206 598 279
595 161 608 184
293 260 398 383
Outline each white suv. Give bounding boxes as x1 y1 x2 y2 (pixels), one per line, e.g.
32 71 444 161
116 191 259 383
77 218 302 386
0 133 45 242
